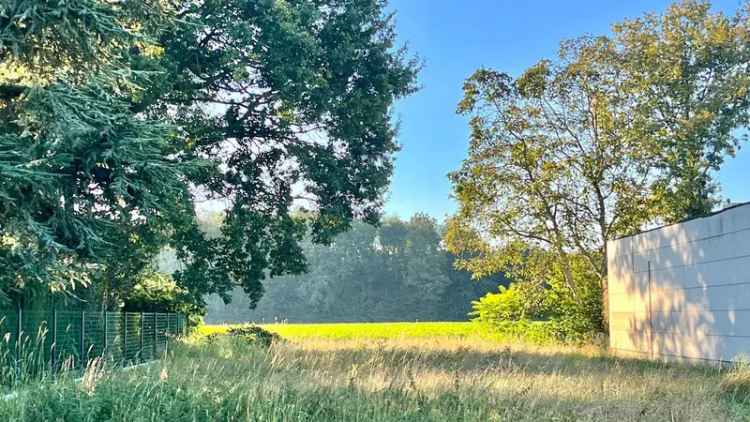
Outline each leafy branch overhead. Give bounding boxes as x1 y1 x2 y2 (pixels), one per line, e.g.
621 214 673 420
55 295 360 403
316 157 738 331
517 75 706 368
0 0 419 308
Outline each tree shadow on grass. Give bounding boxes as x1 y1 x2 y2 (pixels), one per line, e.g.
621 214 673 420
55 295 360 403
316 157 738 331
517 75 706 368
279 341 722 379
8 339 738 422
275 345 738 421
175 339 738 421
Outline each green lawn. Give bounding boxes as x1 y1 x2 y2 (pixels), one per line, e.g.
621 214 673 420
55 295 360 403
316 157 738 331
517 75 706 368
199 321 486 340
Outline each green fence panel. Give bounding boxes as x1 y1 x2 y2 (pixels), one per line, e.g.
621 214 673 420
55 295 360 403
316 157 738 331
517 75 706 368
0 308 185 389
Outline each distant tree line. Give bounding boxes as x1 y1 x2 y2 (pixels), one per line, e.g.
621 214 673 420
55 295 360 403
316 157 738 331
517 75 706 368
205 214 500 323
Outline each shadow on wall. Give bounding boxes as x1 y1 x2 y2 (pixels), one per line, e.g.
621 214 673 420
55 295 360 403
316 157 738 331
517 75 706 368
608 203 750 363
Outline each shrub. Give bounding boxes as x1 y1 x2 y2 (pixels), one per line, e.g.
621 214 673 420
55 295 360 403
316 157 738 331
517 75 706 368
485 320 558 344
470 284 537 322
541 255 604 340
226 325 281 347
123 271 203 326
471 256 603 344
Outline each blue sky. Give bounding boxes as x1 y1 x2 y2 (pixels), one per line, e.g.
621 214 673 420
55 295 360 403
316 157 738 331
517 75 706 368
382 0 750 221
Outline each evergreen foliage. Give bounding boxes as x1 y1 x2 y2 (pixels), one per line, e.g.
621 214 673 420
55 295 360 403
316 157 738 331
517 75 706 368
0 0 418 309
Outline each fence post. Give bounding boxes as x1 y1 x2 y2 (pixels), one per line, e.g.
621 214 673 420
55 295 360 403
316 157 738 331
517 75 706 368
153 313 157 358
165 314 169 353
123 313 128 361
80 311 86 369
140 313 144 360
51 308 57 373
15 302 21 383
103 311 108 356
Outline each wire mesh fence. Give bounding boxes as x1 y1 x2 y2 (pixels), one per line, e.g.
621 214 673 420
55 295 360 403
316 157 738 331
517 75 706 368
0 308 186 388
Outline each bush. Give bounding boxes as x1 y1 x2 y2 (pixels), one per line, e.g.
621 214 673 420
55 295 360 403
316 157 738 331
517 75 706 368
226 325 281 347
123 271 203 327
483 320 558 344
541 256 604 340
471 255 604 344
470 284 536 322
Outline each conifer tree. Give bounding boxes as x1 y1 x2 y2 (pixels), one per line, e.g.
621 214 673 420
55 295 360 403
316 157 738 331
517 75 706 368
0 0 418 309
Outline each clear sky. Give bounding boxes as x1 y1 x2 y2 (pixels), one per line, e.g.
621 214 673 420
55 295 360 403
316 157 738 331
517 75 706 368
383 0 750 221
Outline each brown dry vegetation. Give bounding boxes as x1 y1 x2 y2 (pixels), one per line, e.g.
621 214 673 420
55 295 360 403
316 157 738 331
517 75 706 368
269 336 746 421
2 323 750 421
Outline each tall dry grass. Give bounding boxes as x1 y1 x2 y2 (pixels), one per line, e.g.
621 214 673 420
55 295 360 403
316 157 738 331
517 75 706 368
0 326 749 421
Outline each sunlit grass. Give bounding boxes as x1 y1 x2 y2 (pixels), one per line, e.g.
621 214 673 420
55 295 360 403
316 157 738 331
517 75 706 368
198 321 488 340
199 321 559 344
2 323 750 421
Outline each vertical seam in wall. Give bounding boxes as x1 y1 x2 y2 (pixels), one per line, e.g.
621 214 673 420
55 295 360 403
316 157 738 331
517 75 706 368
647 260 655 359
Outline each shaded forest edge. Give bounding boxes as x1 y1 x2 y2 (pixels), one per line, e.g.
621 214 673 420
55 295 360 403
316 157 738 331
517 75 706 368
202 214 502 324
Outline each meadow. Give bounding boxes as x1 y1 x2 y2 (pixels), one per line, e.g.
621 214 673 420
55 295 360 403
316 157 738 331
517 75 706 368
198 321 487 340
1 322 750 421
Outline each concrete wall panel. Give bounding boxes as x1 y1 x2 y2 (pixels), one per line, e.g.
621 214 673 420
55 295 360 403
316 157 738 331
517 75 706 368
608 203 750 362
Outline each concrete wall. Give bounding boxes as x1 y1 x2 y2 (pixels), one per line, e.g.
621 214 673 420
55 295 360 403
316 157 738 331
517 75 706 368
607 203 750 362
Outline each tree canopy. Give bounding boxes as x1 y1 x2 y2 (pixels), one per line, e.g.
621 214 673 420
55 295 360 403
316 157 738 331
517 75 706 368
446 0 750 332
0 0 418 310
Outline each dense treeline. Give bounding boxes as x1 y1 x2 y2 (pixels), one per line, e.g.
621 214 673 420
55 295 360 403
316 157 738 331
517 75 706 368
205 214 500 323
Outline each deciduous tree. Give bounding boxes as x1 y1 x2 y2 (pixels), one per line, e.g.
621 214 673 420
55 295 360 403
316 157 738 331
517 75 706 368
446 0 750 332
606 0 750 221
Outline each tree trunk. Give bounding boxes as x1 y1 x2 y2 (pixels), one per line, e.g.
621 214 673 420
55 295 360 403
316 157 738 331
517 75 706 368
601 241 609 334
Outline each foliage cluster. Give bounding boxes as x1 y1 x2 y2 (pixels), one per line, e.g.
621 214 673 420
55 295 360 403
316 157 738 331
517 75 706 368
204 214 499 323
471 288 601 344
468 252 603 342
